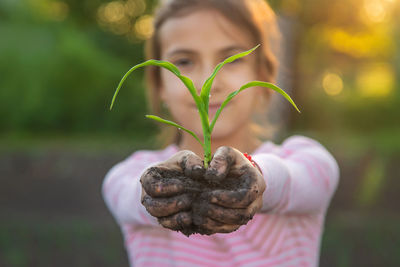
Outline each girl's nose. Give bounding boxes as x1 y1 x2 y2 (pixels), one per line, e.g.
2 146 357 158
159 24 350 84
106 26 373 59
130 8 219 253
194 65 224 95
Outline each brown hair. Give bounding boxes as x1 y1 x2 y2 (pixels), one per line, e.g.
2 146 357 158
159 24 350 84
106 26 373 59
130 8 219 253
145 0 281 146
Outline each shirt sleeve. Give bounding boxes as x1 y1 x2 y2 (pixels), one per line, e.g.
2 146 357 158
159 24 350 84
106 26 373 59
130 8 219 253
252 136 339 214
101 152 160 226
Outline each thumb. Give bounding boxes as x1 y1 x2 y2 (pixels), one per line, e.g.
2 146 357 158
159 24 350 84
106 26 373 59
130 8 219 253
162 150 205 180
205 146 237 183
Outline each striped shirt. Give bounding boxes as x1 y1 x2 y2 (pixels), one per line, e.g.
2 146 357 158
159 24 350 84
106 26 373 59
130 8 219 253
102 135 339 267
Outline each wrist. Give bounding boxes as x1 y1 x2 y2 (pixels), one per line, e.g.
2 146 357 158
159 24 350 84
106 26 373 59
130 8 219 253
243 153 263 175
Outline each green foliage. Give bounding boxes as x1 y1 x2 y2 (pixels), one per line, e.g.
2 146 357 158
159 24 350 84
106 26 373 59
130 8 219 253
0 1 155 137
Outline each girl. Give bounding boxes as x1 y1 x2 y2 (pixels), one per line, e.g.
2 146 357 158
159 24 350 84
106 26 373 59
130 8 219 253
102 0 339 266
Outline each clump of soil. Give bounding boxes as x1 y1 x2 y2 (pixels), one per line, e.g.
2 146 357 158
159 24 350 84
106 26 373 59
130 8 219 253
153 166 251 236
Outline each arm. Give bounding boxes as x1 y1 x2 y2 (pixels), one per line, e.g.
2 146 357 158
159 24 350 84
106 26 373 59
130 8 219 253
102 153 159 226
253 136 339 214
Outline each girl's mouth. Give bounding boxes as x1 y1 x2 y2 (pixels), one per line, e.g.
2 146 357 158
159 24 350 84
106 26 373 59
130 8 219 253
208 103 222 114
191 102 228 115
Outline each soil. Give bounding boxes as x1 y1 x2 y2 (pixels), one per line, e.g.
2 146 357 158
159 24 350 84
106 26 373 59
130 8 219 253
153 165 253 236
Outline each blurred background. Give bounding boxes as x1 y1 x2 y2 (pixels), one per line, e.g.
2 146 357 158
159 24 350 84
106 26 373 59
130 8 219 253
0 0 399 266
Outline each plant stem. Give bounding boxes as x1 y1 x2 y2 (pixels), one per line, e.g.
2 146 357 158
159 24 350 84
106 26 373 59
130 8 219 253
196 102 212 168
203 132 211 168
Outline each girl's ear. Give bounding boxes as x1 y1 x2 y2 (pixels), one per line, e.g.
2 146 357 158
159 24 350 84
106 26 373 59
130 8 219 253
257 64 273 101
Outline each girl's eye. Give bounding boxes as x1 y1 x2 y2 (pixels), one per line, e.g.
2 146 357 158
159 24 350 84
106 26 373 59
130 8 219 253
174 58 193 68
227 57 243 65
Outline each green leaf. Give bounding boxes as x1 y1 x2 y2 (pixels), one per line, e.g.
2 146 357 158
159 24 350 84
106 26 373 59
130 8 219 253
145 115 203 147
200 44 260 111
110 60 200 110
210 81 300 132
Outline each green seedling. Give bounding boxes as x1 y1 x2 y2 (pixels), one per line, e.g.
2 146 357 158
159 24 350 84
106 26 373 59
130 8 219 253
110 45 300 168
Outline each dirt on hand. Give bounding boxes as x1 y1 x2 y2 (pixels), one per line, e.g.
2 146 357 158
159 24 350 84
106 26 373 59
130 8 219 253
142 163 258 236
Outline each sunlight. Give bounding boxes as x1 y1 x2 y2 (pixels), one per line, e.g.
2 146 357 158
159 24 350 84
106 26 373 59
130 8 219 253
324 26 393 58
364 0 387 22
323 72 344 96
124 0 146 17
103 1 126 23
360 0 397 23
134 15 154 40
356 63 394 97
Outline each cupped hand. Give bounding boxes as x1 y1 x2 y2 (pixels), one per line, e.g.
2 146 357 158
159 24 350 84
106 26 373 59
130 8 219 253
195 146 266 234
140 150 205 233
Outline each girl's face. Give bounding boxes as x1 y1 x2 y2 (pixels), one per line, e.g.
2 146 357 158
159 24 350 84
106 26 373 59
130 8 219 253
159 9 263 139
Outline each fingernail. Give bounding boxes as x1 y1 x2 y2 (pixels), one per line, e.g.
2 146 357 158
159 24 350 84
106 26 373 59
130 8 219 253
193 165 204 173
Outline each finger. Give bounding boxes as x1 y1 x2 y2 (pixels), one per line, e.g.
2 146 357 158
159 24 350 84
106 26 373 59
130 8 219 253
205 146 237 183
179 151 205 180
205 202 257 225
140 167 186 197
198 217 241 235
159 150 205 180
158 212 192 231
207 186 260 208
142 194 192 217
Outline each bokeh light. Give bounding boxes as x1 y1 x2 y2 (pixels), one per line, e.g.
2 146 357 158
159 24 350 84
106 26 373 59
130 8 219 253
134 15 154 40
324 27 394 58
97 0 147 37
125 0 146 17
103 1 126 23
356 63 395 97
362 0 388 23
323 72 344 96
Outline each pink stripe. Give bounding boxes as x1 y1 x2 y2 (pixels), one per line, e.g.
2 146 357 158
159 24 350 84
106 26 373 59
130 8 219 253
132 240 233 261
244 216 265 241
175 234 232 252
289 157 322 189
261 218 287 252
296 217 320 240
134 259 171 267
228 217 281 259
111 181 125 207
230 226 296 264
253 215 281 249
281 145 312 158
138 208 152 224
274 178 291 212
278 237 315 254
245 248 312 266
285 220 317 247
305 153 331 189
240 216 279 247
290 151 331 192
125 234 136 247
280 241 316 253
269 224 289 255
173 243 232 262
134 251 172 260
135 250 228 266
